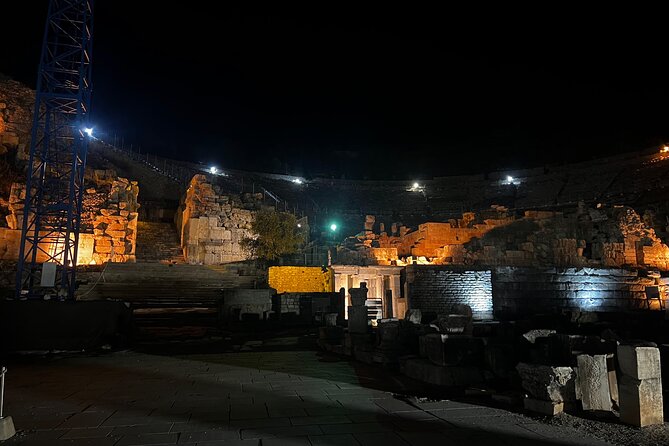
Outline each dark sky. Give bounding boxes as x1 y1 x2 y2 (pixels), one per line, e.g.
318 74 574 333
2 3 668 179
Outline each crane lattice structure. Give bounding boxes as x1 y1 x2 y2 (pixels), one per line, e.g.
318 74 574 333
15 0 94 299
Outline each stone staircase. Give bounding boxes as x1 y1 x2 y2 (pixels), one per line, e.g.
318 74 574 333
77 262 263 340
135 221 185 264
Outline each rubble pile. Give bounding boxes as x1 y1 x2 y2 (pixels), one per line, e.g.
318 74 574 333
317 290 666 428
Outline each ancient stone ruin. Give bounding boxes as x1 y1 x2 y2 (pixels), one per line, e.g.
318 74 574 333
338 205 669 271
0 169 139 264
175 174 263 264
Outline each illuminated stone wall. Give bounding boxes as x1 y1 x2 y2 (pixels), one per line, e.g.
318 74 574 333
0 173 139 264
340 206 669 271
176 175 260 264
405 265 493 320
0 229 93 265
268 266 334 294
492 267 668 319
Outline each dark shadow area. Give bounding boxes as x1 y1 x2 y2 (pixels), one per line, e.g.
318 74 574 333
3 336 612 446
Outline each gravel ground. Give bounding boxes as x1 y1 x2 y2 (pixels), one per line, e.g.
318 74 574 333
545 412 669 446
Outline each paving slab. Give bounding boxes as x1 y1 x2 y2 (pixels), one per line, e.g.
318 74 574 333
354 431 410 446
2 343 620 446
309 433 360 446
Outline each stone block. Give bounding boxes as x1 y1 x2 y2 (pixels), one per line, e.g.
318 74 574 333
607 354 619 406
484 341 517 378
523 329 556 344
319 326 343 343
618 376 664 427
425 334 484 367
548 334 585 365
423 333 444 365
617 344 662 380
405 309 422 324
0 416 16 441
350 283 368 306
438 314 472 335
324 313 338 327
523 397 564 416
418 333 430 358
221 289 273 321
400 358 484 387
95 245 112 254
348 306 368 334
516 362 576 402
576 354 612 411
208 227 226 241
95 237 112 246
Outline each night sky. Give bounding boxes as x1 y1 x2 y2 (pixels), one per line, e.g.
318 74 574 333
2 3 668 179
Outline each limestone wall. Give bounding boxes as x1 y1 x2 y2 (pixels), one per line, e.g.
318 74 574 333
268 266 334 294
492 267 668 319
176 175 259 264
405 265 493 320
0 228 95 265
0 173 139 264
0 227 21 260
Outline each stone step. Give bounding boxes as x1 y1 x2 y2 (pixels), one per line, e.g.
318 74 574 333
135 221 185 263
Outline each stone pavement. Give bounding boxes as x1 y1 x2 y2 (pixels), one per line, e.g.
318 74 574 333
2 338 611 446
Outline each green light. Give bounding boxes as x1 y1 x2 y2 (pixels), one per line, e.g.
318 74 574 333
330 223 337 231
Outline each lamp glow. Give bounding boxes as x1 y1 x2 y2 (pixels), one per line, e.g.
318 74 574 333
330 223 337 231
506 176 514 182
210 166 217 174
292 178 303 185
413 182 419 189
83 127 93 137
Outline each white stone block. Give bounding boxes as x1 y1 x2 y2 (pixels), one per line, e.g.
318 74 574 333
576 354 612 411
185 218 199 243
0 416 16 441
619 376 664 427
617 345 661 380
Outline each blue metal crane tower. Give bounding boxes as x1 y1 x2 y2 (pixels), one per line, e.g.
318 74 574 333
15 0 94 299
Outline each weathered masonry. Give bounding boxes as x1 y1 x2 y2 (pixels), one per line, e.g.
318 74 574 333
492 267 669 319
404 266 493 320
175 175 258 264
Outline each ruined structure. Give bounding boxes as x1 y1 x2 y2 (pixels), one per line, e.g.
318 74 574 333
0 170 139 264
175 175 260 264
338 205 669 271
0 77 33 160
332 265 404 319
